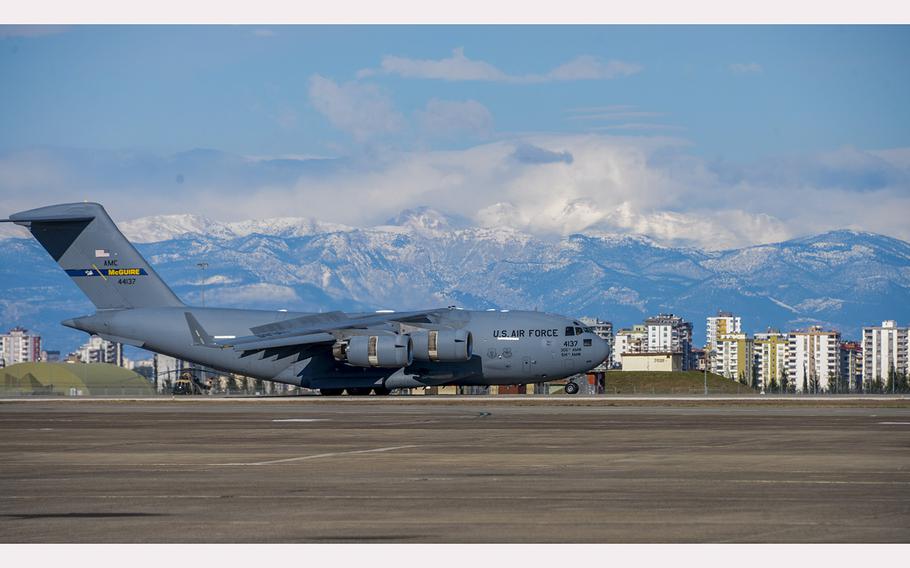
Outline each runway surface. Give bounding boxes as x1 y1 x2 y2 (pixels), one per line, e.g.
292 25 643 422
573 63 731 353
1 398 909 543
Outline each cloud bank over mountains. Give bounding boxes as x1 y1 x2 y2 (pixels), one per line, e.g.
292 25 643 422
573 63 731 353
1 137 908 250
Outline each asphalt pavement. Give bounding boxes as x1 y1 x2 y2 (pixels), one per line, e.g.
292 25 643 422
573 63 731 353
1 398 908 542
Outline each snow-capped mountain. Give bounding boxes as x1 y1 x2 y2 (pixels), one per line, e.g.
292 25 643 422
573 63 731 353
120 214 350 243
2 209 909 354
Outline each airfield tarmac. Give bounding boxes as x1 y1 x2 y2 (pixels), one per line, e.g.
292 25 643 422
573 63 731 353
1 397 909 543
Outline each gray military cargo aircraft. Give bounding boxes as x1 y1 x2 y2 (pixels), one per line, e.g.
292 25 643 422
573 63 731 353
5 202 609 395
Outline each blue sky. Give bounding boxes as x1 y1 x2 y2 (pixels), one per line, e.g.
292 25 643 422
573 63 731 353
1 25 909 248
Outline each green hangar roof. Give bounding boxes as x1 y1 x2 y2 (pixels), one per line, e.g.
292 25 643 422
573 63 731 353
1 362 154 396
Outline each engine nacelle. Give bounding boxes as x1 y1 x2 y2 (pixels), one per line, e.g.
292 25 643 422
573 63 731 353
333 334 413 368
411 329 473 362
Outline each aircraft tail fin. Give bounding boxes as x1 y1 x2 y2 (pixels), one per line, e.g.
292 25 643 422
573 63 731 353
9 202 184 310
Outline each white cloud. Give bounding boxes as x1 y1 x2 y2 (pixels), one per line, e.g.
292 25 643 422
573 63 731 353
307 75 404 142
591 123 684 132
369 48 507 81
568 111 663 121
565 105 679 132
729 62 763 74
415 99 493 139
546 56 642 81
362 48 642 83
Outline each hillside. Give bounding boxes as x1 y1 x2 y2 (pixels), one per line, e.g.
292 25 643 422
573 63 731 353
602 371 758 395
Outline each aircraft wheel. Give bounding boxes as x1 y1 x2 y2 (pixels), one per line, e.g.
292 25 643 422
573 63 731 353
320 388 345 396
347 387 373 396
373 387 391 396
564 381 580 395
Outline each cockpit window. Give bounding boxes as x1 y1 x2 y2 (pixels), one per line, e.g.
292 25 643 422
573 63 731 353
565 326 575 336
574 327 584 335
582 326 594 333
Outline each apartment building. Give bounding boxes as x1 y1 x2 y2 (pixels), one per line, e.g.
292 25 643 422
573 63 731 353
862 321 909 387
839 341 863 392
788 326 841 393
614 325 647 367
753 331 788 389
712 332 753 383
73 335 123 366
706 311 742 349
0 327 42 367
645 314 694 369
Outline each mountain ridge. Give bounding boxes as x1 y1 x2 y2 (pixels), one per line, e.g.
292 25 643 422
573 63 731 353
1 209 908 355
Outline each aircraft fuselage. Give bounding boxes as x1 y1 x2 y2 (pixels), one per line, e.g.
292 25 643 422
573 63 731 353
66 306 609 390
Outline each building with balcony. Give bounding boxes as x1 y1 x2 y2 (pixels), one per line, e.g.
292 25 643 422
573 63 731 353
72 335 123 366
788 326 841 393
753 331 788 390
645 314 694 370
712 332 753 383
0 327 42 367
839 341 863 393
862 321 908 389
614 325 647 367
706 311 742 350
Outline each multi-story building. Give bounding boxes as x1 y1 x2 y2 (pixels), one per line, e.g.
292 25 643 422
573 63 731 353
839 341 863 393
788 326 841 393
645 314 693 370
580 317 613 369
706 311 742 350
73 335 123 366
862 321 909 388
753 331 788 390
614 325 647 367
0 327 42 367
712 332 753 383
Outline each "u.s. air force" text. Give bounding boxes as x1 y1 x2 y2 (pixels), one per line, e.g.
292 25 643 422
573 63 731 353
493 328 559 338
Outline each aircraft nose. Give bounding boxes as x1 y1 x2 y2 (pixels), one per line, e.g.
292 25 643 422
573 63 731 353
594 334 610 366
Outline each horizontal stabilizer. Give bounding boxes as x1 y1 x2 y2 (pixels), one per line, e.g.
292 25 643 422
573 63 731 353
184 312 218 348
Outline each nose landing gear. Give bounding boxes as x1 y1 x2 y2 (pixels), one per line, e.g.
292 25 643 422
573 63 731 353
564 381 579 395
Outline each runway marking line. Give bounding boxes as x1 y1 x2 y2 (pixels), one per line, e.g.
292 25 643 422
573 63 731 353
729 479 910 486
211 444 420 466
877 421 910 425
271 419 329 422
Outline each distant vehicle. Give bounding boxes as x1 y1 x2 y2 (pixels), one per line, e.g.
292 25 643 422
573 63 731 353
5 203 610 395
172 372 194 396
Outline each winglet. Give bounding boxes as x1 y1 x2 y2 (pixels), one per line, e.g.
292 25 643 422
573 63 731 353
185 312 220 348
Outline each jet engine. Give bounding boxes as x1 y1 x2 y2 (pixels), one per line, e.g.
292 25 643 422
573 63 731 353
333 334 413 368
411 329 473 362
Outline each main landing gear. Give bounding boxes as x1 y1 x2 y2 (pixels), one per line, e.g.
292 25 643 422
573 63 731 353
319 387 391 396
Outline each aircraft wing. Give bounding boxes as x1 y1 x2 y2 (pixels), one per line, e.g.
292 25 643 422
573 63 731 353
185 308 456 353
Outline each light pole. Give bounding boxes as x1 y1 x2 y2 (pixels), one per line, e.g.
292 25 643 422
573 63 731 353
197 262 209 307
